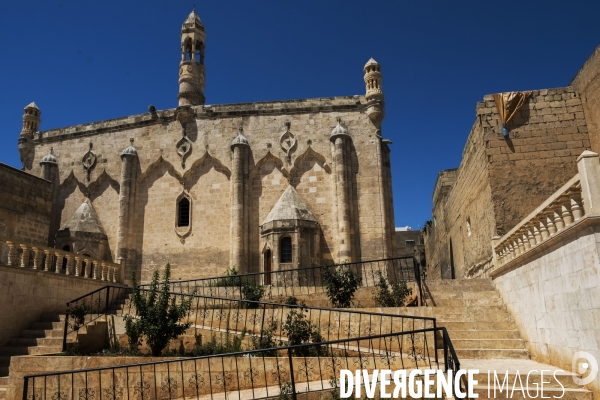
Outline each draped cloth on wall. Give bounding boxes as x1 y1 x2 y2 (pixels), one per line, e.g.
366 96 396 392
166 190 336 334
493 91 531 126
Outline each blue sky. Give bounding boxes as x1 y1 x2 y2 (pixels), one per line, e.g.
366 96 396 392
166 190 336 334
1 1 599 229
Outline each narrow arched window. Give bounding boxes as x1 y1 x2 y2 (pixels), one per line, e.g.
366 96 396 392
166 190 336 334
280 237 292 263
177 197 190 227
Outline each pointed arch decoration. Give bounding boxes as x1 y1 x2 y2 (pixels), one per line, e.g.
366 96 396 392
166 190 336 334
137 155 184 184
86 169 120 196
250 150 290 181
289 146 331 186
182 150 231 189
175 189 193 243
58 170 89 197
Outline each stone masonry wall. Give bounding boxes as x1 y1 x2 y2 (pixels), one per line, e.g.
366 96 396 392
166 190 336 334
0 265 116 347
425 87 589 279
25 96 394 283
0 163 53 246
482 87 589 236
492 218 600 397
571 44 600 154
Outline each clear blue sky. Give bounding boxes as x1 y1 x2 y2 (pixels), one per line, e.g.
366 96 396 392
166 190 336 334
1 1 599 229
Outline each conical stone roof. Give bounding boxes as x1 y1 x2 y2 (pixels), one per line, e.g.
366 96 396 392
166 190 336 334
183 9 204 30
262 186 318 225
59 198 107 237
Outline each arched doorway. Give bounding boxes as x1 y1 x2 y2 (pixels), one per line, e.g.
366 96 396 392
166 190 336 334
264 249 272 285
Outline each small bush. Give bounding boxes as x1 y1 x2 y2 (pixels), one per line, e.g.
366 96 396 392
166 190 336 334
241 281 264 308
188 324 247 356
66 298 92 332
282 307 326 356
323 265 362 308
372 271 412 307
284 296 298 305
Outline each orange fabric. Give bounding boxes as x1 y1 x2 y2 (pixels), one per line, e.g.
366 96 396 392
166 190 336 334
493 92 531 124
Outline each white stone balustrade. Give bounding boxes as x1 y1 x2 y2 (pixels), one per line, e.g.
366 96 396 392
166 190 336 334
0 236 121 283
492 150 600 269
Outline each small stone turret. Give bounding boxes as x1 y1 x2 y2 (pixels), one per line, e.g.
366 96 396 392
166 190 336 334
18 102 41 168
178 9 206 106
363 58 385 128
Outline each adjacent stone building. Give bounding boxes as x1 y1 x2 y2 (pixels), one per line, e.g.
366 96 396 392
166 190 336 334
15 10 397 283
424 45 600 280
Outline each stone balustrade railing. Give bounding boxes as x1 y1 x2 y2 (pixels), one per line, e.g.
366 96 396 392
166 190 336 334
0 236 121 283
492 150 600 270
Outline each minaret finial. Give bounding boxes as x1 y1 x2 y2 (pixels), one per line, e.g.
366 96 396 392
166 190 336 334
178 9 206 106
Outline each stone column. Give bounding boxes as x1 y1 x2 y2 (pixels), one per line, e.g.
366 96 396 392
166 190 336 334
40 148 60 247
230 130 249 272
331 125 352 263
116 139 138 282
577 150 600 215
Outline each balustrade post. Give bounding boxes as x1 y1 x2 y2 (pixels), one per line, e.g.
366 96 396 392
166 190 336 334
43 250 52 271
84 259 91 278
19 244 30 268
553 204 565 231
517 234 526 253
64 255 73 275
560 195 574 227
545 210 557 236
112 266 118 283
6 241 18 266
570 188 584 221
538 217 549 240
31 247 42 270
526 226 536 248
532 220 542 244
54 251 62 273
101 262 107 281
93 261 99 279
75 257 82 277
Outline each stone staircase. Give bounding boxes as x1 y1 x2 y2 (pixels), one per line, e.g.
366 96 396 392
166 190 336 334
0 313 64 399
426 278 530 360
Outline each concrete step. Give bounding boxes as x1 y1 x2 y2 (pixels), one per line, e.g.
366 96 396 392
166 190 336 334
432 297 505 307
449 348 531 359
30 321 63 330
451 339 526 350
426 290 502 299
438 321 517 331
20 329 63 338
473 370 582 390
448 330 522 340
0 345 61 356
10 337 63 347
39 314 65 322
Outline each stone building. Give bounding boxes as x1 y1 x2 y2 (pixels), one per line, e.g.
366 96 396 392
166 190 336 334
394 227 424 259
424 44 600 280
15 10 396 283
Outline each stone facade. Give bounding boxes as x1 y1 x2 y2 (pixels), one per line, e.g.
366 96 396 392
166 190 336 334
17 11 396 283
0 163 53 247
424 48 598 279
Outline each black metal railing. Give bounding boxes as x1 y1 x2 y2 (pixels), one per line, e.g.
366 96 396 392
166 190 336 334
62 286 131 352
26 327 464 400
118 291 438 351
142 256 423 302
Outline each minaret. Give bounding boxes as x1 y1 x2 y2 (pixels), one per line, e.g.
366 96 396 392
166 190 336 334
363 58 385 128
178 9 206 106
18 102 41 169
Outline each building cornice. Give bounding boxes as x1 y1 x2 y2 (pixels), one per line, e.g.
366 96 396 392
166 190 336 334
34 95 367 144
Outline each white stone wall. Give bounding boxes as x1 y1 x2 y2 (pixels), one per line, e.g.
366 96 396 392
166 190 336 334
493 218 600 396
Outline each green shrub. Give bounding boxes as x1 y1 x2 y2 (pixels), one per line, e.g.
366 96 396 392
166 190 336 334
372 271 412 307
284 296 298 305
241 281 264 308
282 307 326 356
323 266 362 308
124 263 194 356
189 323 247 356
66 298 92 332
